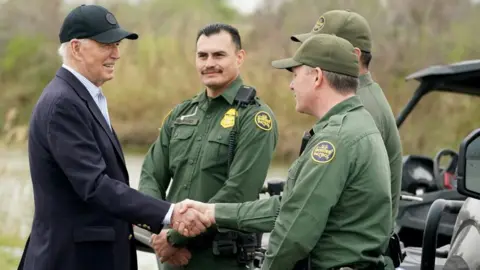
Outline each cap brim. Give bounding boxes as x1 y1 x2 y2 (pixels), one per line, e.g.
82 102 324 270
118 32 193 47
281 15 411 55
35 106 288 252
271 58 302 71
290 32 313 43
91 28 138 44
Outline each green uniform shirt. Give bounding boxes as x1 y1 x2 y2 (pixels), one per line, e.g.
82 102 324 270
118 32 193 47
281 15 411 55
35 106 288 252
358 72 403 222
138 76 278 269
215 96 392 270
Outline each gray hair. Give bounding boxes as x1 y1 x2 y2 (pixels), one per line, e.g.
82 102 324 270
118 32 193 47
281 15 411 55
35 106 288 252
306 66 358 94
323 70 358 94
57 39 87 63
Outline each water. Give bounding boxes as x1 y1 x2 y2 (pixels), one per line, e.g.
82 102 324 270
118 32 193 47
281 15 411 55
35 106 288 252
0 146 287 269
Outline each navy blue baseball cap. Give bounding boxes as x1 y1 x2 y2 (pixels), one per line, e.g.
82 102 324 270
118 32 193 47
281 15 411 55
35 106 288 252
59 4 138 44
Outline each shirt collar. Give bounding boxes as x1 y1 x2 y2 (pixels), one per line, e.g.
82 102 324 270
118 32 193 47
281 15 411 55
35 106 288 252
192 76 244 105
312 95 363 134
62 64 102 101
359 72 374 88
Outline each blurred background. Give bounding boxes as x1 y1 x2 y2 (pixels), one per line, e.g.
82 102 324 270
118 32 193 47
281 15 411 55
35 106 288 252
1 0 480 268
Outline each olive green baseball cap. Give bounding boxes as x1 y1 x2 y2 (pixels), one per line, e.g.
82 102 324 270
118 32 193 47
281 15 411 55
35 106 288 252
271 34 359 77
290 10 372 52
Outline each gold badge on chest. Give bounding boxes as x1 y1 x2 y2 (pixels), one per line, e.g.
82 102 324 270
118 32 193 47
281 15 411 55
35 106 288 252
220 108 238 128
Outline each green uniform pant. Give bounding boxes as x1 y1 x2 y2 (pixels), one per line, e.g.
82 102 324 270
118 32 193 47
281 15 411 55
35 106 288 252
158 248 248 270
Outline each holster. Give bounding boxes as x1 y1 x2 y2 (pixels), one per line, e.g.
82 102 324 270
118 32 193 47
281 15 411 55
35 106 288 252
212 231 258 265
236 232 258 265
385 233 405 267
212 231 238 256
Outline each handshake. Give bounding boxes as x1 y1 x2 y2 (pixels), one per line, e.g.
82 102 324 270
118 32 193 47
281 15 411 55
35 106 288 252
168 199 216 236
149 199 216 265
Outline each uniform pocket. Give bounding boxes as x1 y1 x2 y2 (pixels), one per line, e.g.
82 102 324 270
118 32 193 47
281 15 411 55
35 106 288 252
74 227 115 270
203 129 231 169
171 126 195 141
169 126 195 164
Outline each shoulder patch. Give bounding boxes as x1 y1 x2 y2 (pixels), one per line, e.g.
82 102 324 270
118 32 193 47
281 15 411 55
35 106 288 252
254 111 272 131
312 16 325 32
311 141 336 163
220 108 237 128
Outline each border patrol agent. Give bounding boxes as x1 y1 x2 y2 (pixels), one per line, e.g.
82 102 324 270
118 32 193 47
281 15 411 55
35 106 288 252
192 34 392 269
138 23 278 270
290 10 404 268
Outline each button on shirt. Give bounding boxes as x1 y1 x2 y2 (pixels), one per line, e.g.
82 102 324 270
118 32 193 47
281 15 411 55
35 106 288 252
61 64 174 225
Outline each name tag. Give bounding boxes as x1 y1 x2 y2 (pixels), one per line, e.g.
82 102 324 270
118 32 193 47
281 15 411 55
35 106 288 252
174 118 199 126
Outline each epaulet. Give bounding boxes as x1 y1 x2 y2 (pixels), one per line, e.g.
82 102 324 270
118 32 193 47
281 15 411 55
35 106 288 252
321 113 347 136
328 113 347 127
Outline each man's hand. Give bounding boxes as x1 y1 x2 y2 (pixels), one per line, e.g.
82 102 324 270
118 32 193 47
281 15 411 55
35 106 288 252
170 201 213 237
150 230 177 260
150 230 192 266
163 248 191 266
178 199 216 224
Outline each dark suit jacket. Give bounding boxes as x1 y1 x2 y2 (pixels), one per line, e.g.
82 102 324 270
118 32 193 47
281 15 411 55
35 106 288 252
18 67 171 270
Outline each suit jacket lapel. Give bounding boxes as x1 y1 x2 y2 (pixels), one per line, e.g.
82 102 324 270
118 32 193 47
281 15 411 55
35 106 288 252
112 127 129 184
85 101 126 165
56 68 126 166
112 128 125 160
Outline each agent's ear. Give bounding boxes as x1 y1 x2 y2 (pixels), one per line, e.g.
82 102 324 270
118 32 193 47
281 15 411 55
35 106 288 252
236 49 246 67
353 47 362 61
314 67 323 86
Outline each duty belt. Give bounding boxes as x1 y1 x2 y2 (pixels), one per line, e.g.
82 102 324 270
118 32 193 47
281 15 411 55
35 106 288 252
328 262 385 270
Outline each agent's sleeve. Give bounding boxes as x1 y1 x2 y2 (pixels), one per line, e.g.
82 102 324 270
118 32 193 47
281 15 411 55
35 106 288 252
209 109 279 203
214 195 281 233
47 98 170 234
138 109 174 200
262 139 349 270
387 127 403 223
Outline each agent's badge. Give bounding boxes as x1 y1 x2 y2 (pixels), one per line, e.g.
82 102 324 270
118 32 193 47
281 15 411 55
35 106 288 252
220 108 237 128
255 111 272 131
311 141 335 163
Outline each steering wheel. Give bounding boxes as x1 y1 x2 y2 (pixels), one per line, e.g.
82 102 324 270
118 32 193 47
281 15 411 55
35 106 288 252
433 148 459 190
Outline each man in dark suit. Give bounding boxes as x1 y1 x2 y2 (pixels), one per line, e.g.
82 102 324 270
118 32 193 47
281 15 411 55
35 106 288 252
17 4 211 270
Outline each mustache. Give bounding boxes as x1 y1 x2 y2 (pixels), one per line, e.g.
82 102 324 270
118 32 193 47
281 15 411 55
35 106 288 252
201 68 222 74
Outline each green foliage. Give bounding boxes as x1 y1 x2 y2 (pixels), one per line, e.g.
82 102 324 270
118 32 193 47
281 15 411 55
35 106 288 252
0 36 41 76
0 249 20 270
0 235 24 248
0 35 58 127
0 234 24 270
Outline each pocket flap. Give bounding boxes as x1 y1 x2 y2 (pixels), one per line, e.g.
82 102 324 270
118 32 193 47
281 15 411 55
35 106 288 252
73 226 116 242
207 131 230 146
172 127 195 140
